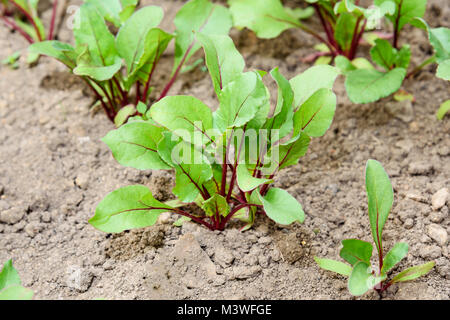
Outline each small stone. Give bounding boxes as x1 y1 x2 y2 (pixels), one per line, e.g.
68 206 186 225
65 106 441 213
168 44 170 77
242 253 258 266
408 162 434 175
403 218 414 229
214 247 234 268
419 245 442 259
159 211 172 224
258 236 272 245
405 191 427 203
75 172 90 190
233 266 262 279
431 188 448 211
41 211 52 223
258 255 270 268
24 222 43 237
430 211 447 223
0 207 25 224
427 224 448 246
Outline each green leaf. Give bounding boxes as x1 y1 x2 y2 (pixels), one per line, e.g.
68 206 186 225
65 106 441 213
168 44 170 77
374 0 427 31
228 0 301 39
260 188 305 225
84 0 138 27
197 33 245 97
74 56 122 81
236 164 272 192
348 261 385 296
215 72 269 132
102 122 170 170
345 68 406 104
0 285 34 300
89 185 172 233
0 260 21 291
335 13 357 52
381 242 409 274
335 55 356 74
429 27 450 64
74 3 118 68
436 59 450 81
365 159 394 255
340 239 373 266
116 6 164 75
173 216 191 227
173 0 232 74
370 39 397 70
290 65 340 108
29 41 77 69
293 88 337 138
391 261 435 283
437 100 450 120
157 133 213 203
201 194 230 217
314 257 352 277
395 45 411 69
149 96 213 146
114 105 136 127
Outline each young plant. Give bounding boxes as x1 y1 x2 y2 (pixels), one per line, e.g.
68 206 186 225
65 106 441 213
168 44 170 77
29 0 232 124
1 0 59 63
88 34 339 233
0 259 34 300
315 160 435 297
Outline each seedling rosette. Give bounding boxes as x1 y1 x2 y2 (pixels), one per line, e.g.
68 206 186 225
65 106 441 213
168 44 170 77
88 34 340 232
315 160 435 296
29 0 232 124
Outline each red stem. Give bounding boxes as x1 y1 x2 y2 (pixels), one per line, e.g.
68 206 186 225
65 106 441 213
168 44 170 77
1 15 34 43
9 0 43 41
393 0 403 49
48 0 58 40
349 19 367 60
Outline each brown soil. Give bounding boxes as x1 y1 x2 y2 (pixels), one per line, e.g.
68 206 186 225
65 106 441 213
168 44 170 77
0 0 448 300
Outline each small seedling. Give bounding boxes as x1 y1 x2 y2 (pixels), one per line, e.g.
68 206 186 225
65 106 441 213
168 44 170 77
1 0 59 63
88 33 339 233
0 259 33 300
315 160 435 297
29 0 232 124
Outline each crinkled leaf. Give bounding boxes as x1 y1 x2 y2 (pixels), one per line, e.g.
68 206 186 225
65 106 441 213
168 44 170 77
89 185 172 233
340 239 373 266
197 33 245 97
391 261 435 283
102 122 170 170
228 0 301 39
365 159 394 255
314 257 352 277
260 188 305 225
345 68 406 104
381 242 409 274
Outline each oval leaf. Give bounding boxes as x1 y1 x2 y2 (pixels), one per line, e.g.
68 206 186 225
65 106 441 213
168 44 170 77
260 188 305 225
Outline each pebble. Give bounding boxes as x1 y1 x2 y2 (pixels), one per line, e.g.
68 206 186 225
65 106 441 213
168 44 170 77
0 207 25 224
430 211 447 223
258 236 272 245
419 245 442 259
233 266 262 279
157 212 171 224
214 247 235 268
25 222 43 238
75 172 90 190
403 218 414 229
408 161 434 175
431 188 448 211
426 224 448 246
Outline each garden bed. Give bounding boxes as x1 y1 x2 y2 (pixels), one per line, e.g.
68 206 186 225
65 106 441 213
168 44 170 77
0 0 448 299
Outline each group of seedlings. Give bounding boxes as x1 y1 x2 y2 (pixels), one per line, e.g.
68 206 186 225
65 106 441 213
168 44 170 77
1 0 447 299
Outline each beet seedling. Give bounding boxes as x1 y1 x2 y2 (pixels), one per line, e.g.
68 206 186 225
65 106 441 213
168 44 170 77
1 0 59 63
315 160 435 297
29 0 232 124
0 259 33 300
89 33 339 233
